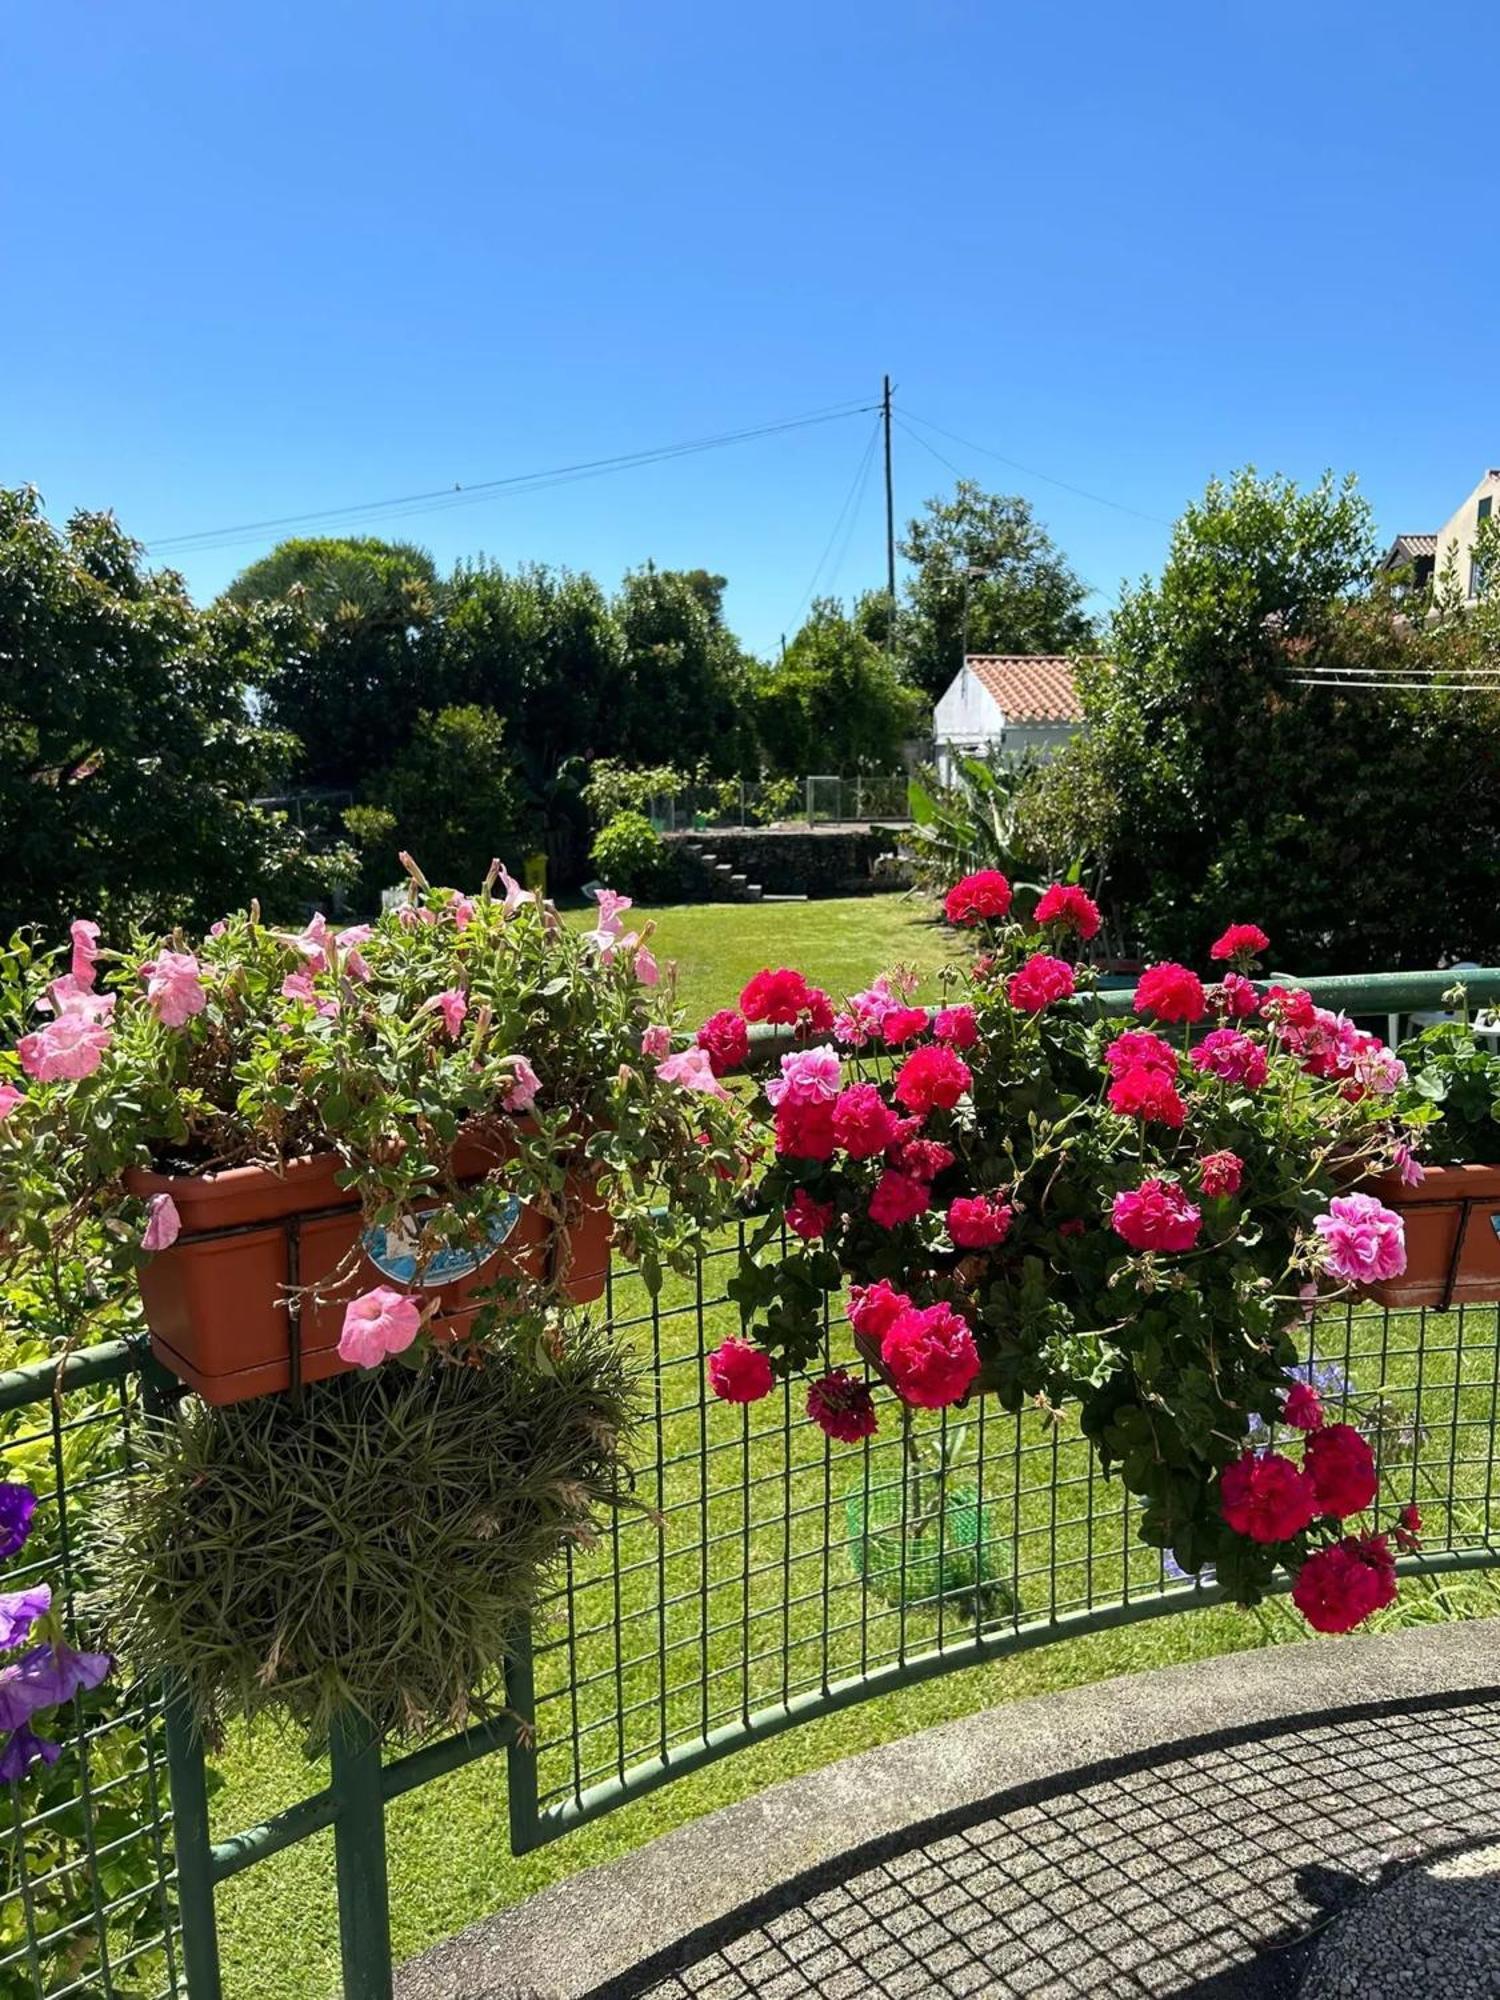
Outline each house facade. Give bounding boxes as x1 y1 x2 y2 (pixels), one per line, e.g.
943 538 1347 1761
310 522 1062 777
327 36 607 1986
932 654 1083 782
1379 468 1499 604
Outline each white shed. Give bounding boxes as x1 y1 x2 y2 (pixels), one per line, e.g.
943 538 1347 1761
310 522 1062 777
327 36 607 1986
933 655 1083 782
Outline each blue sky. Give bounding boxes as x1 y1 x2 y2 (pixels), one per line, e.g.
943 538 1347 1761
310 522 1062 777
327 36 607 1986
4 0 1495 657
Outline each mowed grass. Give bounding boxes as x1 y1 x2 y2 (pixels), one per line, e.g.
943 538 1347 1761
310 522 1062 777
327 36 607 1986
207 895 1500 1999
562 892 958 1023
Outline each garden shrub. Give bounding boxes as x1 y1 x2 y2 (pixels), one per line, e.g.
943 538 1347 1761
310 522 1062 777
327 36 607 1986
590 811 667 896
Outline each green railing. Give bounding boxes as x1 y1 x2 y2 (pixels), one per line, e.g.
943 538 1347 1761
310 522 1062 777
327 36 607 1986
4 968 1500 2000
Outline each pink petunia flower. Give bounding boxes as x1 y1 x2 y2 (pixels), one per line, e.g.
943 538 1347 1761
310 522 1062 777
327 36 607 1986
634 946 660 986
69 920 101 989
338 1286 424 1368
640 1024 673 1060
17 1015 111 1082
140 1194 181 1252
0 1083 22 1120
141 951 207 1028
503 1054 544 1112
656 1047 730 1101
434 989 468 1040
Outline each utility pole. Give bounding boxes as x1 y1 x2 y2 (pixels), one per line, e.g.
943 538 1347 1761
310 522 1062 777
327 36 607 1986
881 374 896 608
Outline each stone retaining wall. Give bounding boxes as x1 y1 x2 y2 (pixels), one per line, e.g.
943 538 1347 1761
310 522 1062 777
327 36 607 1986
665 826 903 898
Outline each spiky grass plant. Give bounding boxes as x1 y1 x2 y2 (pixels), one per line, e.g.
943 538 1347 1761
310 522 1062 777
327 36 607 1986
102 1319 636 1747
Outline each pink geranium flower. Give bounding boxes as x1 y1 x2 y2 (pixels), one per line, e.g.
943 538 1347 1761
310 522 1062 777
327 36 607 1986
932 1004 979 1048
764 1045 842 1109
1110 1179 1202 1253
1313 1194 1406 1285
338 1286 423 1368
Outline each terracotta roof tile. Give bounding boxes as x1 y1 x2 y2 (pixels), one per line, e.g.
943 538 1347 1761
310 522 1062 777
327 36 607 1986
966 655 1083 724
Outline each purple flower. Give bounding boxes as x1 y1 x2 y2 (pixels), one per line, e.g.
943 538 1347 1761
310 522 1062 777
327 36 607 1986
0 1485 37 1561
0 1726 61 1783
0 1585 50 1649
0 1644 111 1732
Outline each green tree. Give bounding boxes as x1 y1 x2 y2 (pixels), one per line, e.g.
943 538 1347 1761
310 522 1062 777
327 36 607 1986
1022 467 1500 970
611 564 754 774
898 480 1096 699
0 487 294 936
225 536 442 788
752 600 926 775
353 705 526 894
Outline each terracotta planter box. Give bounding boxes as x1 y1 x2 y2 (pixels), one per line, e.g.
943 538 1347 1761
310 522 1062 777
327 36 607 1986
1363 1162 1500 1310
127 1135 611 1404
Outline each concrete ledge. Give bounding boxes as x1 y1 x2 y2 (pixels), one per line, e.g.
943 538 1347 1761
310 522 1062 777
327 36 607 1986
397 1620 1500 2000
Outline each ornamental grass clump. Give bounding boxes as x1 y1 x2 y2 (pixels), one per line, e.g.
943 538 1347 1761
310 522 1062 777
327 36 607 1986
703 881 1431 1632
99 1314 636 1746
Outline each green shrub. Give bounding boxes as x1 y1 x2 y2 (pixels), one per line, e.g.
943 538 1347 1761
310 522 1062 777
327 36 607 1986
100 1322 638 1746
590 810 667 896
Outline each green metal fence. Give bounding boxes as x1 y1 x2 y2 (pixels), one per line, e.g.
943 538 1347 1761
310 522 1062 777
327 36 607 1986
4 971 1500 1999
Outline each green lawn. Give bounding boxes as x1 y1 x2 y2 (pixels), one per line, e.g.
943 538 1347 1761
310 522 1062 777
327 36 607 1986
563 892 957 1021
196 894 1500 1998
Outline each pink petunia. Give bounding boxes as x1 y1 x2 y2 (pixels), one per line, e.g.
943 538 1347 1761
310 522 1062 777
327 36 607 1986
656 1047 730 1101
434 989 468 1040
0 1083 22 1120
634 946 660 986
17 1014 111 1083
640 1024 673 1059
69 920 101 989
141 951 207 1029
140 1194 181 1252
337 1286 424 1368
503 1054 544 1112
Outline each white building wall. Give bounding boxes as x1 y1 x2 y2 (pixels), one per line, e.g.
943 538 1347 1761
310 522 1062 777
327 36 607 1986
1434 469 1500 604
932 666 1005 782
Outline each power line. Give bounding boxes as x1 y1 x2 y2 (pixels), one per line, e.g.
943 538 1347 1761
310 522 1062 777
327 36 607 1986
892 414 1120 608
896 405 1174 528
144 397 878 557
788 414 883 629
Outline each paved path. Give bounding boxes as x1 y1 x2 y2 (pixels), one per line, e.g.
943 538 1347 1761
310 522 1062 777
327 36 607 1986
397 1621 1500 2000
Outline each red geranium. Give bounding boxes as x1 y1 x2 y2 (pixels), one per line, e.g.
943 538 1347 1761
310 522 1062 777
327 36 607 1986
707 1338 775 1404
739 966 813 1024
1198 1149 1244 1198
696 1008 750 1076
947 1194 1013 1249
1008 954 1076 1012
806 1369 878 1443
933 1004 979 1048
867 1169 931 1229
1110 1179 1202 1252
1107 1064 1186 1127
831 1083 901 1160
1190 1028 1268 1088
773 1098 836 1160
945 870 1013 925
881 1006 931 1047
1282 1381 1324 1431
1133 962 1207 1023
1303 1423 1377 1519
1291 1534 1396 1633
1209 922 1270 965
1217 971 1259 1018
1104 1029 1177 1078
847 1279 910 1340
1033 883 1102 940
1219 1450 1318 1543
890 1136 955 1182
880 1301 980 1408
786 1188 835 1240
893 1044 972 1114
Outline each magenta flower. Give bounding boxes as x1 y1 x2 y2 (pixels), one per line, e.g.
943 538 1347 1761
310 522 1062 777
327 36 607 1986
0 1586 51 1649
1314 1194 1406 1285
1111 1179 1202 1253
141 951 207 1028
337 1286 423 1369
0 1725 62 1783
69 920 101 989
1392 1142 1426 1188
140 1194 181 1253
502 1054 543 1112
17 1014 111 1082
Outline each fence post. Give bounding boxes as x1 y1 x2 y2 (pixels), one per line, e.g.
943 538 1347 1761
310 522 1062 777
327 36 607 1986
329 1711 394 2000
504 1620 541 1854
162 1677 223 2000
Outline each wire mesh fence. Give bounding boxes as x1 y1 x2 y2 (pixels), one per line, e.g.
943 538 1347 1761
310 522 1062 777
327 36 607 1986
1 1262 1498 1997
